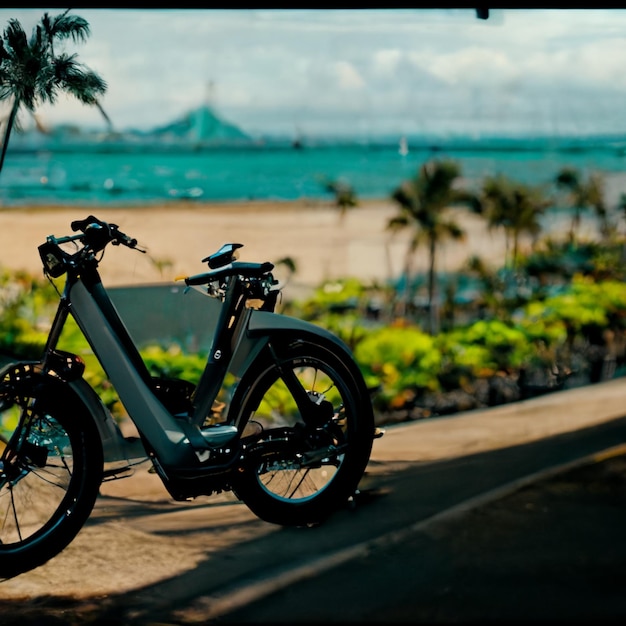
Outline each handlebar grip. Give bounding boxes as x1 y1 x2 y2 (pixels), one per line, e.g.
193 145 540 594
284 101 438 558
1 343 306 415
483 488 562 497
108 223 136 247
69 216 138 249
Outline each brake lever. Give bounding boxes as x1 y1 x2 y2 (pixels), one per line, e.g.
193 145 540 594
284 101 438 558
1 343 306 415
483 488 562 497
111 239 147 254
108 225 147 253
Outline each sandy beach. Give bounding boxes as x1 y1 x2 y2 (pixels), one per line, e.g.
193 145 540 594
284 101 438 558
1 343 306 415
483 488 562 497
0 198 517 300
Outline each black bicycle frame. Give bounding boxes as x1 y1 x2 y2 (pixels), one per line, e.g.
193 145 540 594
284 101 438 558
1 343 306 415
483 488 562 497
46 264 242 470
37 245 355 492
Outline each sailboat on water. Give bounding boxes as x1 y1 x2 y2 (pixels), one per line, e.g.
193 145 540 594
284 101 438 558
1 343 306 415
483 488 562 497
292 123 304 150
398 135 409 157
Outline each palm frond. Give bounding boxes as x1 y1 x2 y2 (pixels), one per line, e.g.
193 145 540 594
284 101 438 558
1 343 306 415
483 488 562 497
275 256 297 273
555 167 579 190
4 19 28 56
387 215 409 231
47 12 91 45
443 220 466 240
53 54 107 104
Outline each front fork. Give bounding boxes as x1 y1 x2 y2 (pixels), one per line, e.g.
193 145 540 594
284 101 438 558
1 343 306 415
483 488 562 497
0 350 85 482
267 342 336 428
0 398 47 488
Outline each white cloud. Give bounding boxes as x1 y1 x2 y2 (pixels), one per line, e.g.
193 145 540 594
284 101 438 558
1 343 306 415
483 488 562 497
3 8 626 137
412 47 518 86
372 49 403 76
334 61 365 90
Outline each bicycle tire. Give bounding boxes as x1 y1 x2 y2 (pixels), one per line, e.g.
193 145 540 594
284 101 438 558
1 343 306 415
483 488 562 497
230 337 374 526
0 375 104 578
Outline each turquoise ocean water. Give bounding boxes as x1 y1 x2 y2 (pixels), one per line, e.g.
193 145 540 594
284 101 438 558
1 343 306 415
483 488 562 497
3 139 626 208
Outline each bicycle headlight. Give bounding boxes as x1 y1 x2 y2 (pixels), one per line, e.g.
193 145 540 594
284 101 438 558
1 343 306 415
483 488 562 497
38 241 71 277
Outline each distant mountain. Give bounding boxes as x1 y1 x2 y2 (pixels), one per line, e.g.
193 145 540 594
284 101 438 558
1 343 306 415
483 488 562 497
7 104 253 152
8 105 626 154
147 104 250 143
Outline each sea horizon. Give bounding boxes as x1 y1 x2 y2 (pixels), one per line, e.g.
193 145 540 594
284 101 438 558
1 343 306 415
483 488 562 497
3 134 626 209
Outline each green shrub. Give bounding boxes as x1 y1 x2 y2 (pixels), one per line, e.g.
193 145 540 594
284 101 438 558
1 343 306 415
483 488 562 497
5 260 626 419
354 324 442 409
519 277 626 341
310 312 371 351
0 267 59 358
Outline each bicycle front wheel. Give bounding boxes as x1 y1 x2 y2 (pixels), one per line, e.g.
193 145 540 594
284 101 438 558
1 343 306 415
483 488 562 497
0 375 103 578
230 339 375 526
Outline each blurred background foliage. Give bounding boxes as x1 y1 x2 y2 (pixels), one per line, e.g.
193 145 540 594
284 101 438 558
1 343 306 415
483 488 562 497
3 163 626 424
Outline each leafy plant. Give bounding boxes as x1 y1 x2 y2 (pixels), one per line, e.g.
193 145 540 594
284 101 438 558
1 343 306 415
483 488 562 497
354 324 442 409
0 267 57 358
437 319 534 378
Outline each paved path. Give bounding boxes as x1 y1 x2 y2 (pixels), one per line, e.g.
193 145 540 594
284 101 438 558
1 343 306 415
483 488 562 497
94 376 626 503
1 377 626 623
216 439 626 624
372 376 626 464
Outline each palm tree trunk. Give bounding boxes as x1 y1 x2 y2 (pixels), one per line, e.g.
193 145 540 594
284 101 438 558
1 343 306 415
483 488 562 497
427 237 437 335
0 98 20 177
384 238 394 286
570 208 581 244
504 230 511 269
401 250 413 319
95 100 113 130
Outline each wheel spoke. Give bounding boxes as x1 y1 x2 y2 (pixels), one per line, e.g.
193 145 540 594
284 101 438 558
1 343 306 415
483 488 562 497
232 342 374 526
0 381 103 576
241 356 349 500
9 486 23 542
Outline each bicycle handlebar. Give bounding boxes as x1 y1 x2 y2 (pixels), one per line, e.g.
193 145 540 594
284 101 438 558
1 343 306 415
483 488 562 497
41 216 277 298
69 215 140 251
39 215 145 277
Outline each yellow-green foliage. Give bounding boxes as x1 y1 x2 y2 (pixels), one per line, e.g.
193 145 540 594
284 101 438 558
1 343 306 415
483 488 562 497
0 267 58 357
439 319 534 373
313 278 366 306
571 278 626 326
518 301 568 345
296 277 369 320
311 312 370 350
521 277 626 336
5 261 626 417
140 344 208 383
354 325 442 407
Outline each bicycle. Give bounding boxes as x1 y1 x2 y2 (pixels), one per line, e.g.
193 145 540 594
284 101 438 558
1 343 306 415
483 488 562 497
0 215 382 578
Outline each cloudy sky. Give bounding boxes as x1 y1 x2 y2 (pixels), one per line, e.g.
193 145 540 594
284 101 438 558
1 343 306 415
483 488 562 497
2 8 626 139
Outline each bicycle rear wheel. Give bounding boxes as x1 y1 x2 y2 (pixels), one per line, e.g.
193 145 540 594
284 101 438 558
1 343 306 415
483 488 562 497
0 375 103 578
230 339 375 526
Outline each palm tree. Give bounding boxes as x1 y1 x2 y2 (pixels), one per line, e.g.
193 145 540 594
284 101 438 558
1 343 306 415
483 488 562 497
466 254 503 319
554 167 607 243
324 178 358 223
274 255 298 288
0 9 108 177
480 174 548 271
387 159 477 334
